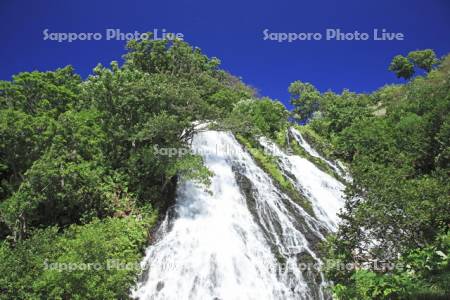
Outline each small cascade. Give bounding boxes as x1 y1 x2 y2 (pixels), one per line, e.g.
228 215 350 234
258 135 345 231
289 127 351 182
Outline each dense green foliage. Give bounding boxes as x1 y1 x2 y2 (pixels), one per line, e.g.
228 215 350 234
0 215 156 299
290 52 450 299
1 36 448 299
0 37 267 298
389 49 439 79
289 81 321 122
217 97 289 138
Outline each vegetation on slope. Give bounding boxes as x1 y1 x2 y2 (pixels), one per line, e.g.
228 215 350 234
285 125 343 181
289 50 450 299
0 37 258 298
0 35 448 300
0 214 156 299
235 133 315 217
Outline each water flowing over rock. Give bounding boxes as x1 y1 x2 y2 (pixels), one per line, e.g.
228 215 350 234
289 128 351 183
132 130 346 300
258 135 345 232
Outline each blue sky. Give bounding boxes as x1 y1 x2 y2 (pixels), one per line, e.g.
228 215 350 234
1 0 449 108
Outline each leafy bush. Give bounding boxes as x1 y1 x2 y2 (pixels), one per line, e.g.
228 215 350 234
225 98 288 138
0 214 156 300
301 54 450 299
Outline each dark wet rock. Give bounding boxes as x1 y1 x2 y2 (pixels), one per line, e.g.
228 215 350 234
156 281 164 292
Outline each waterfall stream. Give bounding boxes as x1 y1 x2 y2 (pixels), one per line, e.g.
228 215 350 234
132 129 346 300
258 135 345 231
289 128 351 183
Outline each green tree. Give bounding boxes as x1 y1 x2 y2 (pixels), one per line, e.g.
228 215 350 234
0 37 263 298
389 55 415 79
0 66 81 115
389 49 439 79
0 110 56 200
317 54 450 299
225 98 288 137
289 81 321 122
408 49 439 72
0 215 156 300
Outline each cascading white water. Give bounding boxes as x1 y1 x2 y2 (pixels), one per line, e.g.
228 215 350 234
258 134 345 231
289 128 351 182
132 130 346 300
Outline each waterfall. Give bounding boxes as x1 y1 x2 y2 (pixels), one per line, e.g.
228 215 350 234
289 127 351 182
132 129 346 300
258 135 345 231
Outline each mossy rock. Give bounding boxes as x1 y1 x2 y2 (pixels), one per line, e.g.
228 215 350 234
235 134 315 217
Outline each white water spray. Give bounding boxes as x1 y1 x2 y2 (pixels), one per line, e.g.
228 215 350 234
259 132 345 231
133 130 346 299
289 128 351 182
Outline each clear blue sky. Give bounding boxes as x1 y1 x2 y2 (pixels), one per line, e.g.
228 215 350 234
1 0 449 108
